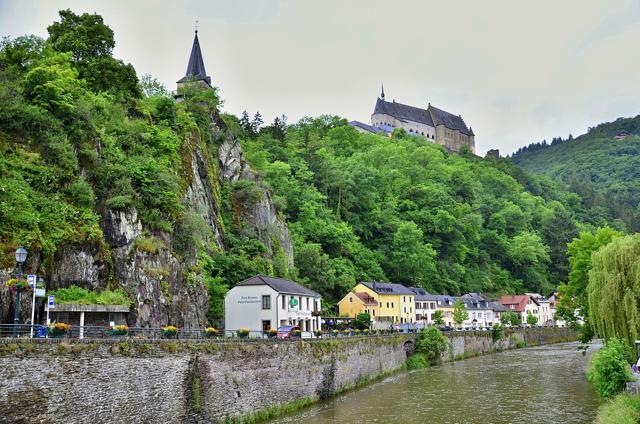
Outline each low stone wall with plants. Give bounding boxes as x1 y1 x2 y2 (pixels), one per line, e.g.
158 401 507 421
0 328 577 423
445 327 578 361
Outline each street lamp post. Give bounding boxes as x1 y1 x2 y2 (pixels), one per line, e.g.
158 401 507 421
12 247 27 337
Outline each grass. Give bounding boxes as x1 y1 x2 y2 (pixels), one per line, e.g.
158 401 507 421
595 393 640 424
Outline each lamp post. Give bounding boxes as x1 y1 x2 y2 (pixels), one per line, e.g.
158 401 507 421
12 247 27 337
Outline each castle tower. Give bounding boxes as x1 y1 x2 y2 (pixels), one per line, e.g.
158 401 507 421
177 29 212 91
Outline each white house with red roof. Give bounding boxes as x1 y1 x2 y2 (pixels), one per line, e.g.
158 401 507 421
499 294 540 325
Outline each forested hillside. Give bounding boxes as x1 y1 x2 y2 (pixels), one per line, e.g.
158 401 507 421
0 11 616 325
233 119 613 301
511 116 640 232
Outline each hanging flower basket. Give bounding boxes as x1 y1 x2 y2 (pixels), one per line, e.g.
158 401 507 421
162 325 178 338
110 325 128 336
4 279 32 294
204 327 219 338
48 322 71 338
237 328 250 338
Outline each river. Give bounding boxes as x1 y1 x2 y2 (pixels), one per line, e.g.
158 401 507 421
269 341 601 424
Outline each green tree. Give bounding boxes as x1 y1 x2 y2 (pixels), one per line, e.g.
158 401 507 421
388 221 437 287
588 234 640 345
526 313 539 326
353 312 371 330
47 9 141 99
452 300 469 327
433 309 445 326
415 327 449 363
500 311 521 326
557 226 622 329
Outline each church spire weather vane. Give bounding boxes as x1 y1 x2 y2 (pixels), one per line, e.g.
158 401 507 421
194 20 199 34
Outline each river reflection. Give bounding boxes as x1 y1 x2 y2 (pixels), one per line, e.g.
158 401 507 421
269 341 601 424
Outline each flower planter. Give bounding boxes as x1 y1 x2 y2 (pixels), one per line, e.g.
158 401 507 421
237 328 250 338
162 326 178 339
204 328 219 338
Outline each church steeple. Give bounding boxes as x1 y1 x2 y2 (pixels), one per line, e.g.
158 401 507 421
177 28 211 87
380 83 385 100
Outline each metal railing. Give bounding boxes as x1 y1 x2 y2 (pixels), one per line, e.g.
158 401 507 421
0 324 421 341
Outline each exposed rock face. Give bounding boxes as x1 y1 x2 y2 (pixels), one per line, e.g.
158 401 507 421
184 144 225 250
217 131 295 267
102 208 142 247
49 243 104 291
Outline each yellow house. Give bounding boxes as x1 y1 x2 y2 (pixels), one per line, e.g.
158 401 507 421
338 282 415 327
337 291 379 320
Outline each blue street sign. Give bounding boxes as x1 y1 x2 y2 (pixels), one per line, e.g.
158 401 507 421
48 295 55 309
27 274 36 288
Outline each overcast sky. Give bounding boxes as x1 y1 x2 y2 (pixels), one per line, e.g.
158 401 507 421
2 0 640 155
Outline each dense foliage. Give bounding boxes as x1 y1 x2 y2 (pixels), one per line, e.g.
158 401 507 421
511 116 640 232
415 327 450 363
500 311 521 326
588 234 640 346
452 300 469 326
587 338 633 399
594 394 640 424
239 118 611 303
556 226 622 337
49 285 131 306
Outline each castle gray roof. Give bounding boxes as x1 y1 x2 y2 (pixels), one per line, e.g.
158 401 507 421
361 282 414 295
177 31 212 86
348 120 383 134
428 104 474 136
373 98 434 126
372 97 474 136
236 275 320 297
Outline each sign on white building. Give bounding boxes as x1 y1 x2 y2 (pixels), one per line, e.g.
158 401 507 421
224 275 321 337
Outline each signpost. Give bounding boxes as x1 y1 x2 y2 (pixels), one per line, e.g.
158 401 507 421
27 275 36 338
46 295 55 326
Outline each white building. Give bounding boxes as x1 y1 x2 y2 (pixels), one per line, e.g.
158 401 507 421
526 293 553 326
460 293 498 328
410 287 438 327
224 275 321 337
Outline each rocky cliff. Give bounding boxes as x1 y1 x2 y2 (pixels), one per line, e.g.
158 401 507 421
0 110 293 329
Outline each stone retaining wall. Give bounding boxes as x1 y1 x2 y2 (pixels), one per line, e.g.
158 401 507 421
0 327 577 423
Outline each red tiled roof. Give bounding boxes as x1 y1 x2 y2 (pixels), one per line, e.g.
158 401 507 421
354 292 378 306
499 295 535 312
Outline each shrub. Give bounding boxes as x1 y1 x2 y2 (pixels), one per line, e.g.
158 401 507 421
68 177 95 208
406 353 428 370
415 327 449 363
353 312 371 330
587 338 633 399
133 235 165 254
595 393 640 424
491 324 504 342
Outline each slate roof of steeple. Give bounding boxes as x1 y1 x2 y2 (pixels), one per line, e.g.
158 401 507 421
177 31 211 86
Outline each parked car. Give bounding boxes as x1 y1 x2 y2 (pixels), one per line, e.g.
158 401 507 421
277 326 301 339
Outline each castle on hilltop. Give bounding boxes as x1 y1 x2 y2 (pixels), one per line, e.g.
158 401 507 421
349 86 475 153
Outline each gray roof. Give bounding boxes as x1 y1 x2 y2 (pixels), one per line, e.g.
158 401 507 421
434 294 457 306
409 287 438 301
177 31 212 86
361 281 414 295
490 301 507 312
373 98 434 126
461 292 485 301
236 275 320 297
428 104 474 136
348 120 383 134
372 97 474 136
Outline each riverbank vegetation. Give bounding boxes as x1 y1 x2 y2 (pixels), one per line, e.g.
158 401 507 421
587 338 633 399
594 394 640 424
407 327 450 369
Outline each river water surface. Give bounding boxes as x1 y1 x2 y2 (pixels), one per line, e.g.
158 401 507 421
269 341 601 424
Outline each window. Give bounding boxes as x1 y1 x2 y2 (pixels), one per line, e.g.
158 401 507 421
373 310 375 316
262 320 271 332
391 302 394 308
387 302 389 308
404 307 406 313
262 295 271 310
349 296 353 303
282 295 286 309
306 298 309 310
